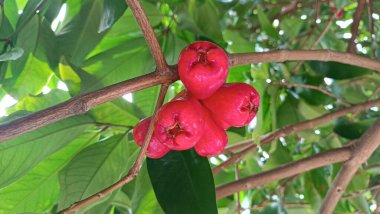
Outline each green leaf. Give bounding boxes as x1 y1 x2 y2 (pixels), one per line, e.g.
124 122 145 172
187 0 224 43
308 61 374 79
147 149 217 214
90 98 141 127
57 0 127 66
0 47 24 61
276 95 302 128
7 89 71 114
0 115 93 188
88 1 162 58
279 16 303 40
0 131 98 213
58 135 139 211
334 118 375 139
79 37 153 93
5 54 54 98
129 163 164 214
257 6 279 40
3 0 19 29
263 141 293 171
291 75 333 106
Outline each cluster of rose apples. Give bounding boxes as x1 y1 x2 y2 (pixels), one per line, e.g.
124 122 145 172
133 41 260 159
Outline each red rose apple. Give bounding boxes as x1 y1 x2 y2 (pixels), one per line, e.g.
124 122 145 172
178 41 229 100
133 117 170 159
154 98 205 150
194 108 228 157
202 83 260 129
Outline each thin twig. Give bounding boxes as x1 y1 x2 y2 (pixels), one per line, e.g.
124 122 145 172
271 81 350 106
213 98 380 174
125 0 168 72
2 50 380 143
216 147 352 199
319 117 380 214
228 50 380 71
58 84 169 213
366 0 375 56
347 0 366 53
342 184 380 200
235 163 241 214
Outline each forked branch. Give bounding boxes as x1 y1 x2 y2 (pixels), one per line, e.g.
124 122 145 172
58 84 169 214
319 117 380 214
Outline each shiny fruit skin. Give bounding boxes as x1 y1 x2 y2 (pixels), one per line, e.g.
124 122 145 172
154 98 205 150
194 108 228 157
202 83 260 129
178 41 229 100
133 117 170 159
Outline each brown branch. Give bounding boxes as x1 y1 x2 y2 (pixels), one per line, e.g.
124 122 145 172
58 83 169 213
347 0 366 53
366 0 375 56
319 117 380 214
0 72 177 143
341 184 380 200
125 0 168 71
2 50 380 143
235 163 241 214
213 98 380 174
229 50 380 71
271 81 350 106
216 147 352 199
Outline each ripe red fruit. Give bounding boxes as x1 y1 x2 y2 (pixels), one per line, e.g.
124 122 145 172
336 10 344 19
133 117 170 159
178 41 229 100
202 83 260 129
194 108 228 157
154 98 205 150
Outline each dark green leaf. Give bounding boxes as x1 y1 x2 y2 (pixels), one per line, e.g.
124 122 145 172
308 61 374 79
334 118 375 139
147 149 217 214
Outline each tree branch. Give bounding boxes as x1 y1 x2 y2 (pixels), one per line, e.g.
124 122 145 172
125 0 168 71
58 83 169 213
2 50 380 143
0 72 176 143
271 81 349 106
341 184 380 200
213 98 380 174
229 50 380 70
319 117 380 214
347 0 366 53
216 147 352 199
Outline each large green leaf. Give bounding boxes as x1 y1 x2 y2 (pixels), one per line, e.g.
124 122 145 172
308 61 374 79
90 98 142 127
147 149 218 214
57 0 127 66
7 89 71 114
187 0 224 43
0 131 98 214
0 115 93 188
79 37 154 93
58 135 139 211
